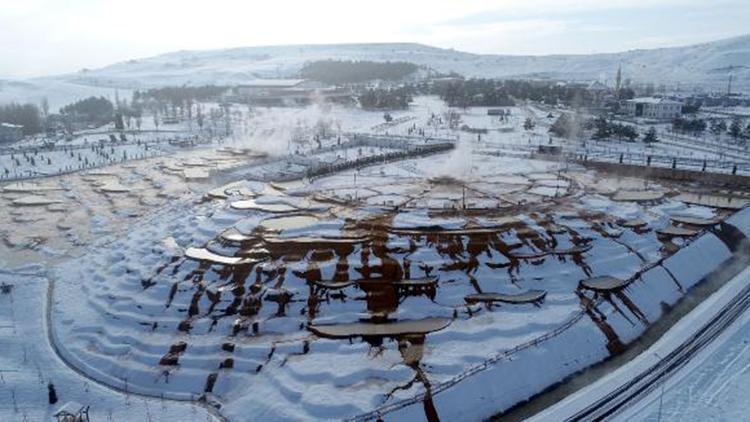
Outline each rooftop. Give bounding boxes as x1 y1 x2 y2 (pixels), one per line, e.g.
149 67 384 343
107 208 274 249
626 97 683 105
587 81 611 91
236 79 305 88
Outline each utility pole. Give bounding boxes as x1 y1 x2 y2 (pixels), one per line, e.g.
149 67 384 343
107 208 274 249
727 74 733 97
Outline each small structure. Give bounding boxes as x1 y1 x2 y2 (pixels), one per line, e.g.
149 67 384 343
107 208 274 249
656 225 700 237
580 275 629 292
309 317 451 339
0 282 13 294
586 81 614 104
537 145 562 156
620 218 648 229
623 97 683 120
53 401 90 422
669 215 721 227
161 115 180 125
465 289 547 305
0 122 23 144
587 81 611 93
232 79 351 106
235 79 306 94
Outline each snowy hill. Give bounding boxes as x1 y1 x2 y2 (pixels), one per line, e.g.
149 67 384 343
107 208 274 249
57 35 750 89
0 78 131 111
2 35 750 107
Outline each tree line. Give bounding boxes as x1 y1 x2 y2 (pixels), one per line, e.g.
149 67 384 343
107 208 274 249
673 116 750 140
358 87 413 110
432 79 514 108
549 114 642 142
133 85 228 106
425 78 637 108
0 103 42 135
60 96 115 127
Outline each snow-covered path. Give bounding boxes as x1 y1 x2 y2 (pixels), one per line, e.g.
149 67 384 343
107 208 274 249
530 256 750 421
621 267 750 421
0 270 218 421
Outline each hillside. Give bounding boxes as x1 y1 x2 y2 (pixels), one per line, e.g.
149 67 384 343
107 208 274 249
2 35 750 107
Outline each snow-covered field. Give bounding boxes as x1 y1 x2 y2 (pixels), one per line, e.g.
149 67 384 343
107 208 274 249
2 96 750 421
0 271 219 421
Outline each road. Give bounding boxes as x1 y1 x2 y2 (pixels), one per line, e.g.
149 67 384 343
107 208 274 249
530 263 750 422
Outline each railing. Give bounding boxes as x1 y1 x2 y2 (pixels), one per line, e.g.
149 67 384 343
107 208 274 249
0 150 167 182
569 150 750 175
0 133 206 155
306 143 454 182
477 140 750 176
348 307 592 422
349 224 722 421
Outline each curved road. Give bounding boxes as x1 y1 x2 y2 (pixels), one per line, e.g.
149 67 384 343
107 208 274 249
566 268 750 421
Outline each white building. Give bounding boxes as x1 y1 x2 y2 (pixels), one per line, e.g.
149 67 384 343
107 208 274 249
623 97 683 120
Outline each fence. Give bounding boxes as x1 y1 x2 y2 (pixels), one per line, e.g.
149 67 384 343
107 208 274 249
0 150 167 182
482 139 750 177
349 224 723 421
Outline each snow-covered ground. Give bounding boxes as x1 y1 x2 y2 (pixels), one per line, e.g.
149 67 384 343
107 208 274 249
530 251 750 422
47 149 750 419
0 270 219 421
2 96 750 421
625 272 750 421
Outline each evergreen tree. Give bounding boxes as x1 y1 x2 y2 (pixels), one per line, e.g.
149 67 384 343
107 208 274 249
618 125 639 142
643 127 659 144
729 118 743 139
591 116 611 140
114 112 125 130
0 103 43 135
711 119 727 137
358 87 412 110
548 113 581 139
60 96 114 127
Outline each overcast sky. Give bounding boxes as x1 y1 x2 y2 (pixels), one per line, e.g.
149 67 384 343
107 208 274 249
1 0 749 78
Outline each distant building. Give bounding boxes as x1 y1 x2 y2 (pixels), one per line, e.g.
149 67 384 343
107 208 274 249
235 79 306 97
623 97 683 120
0 122 23 144
232 79 352 106
161 115 180 125
587 81 615 104
587 81 611 93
